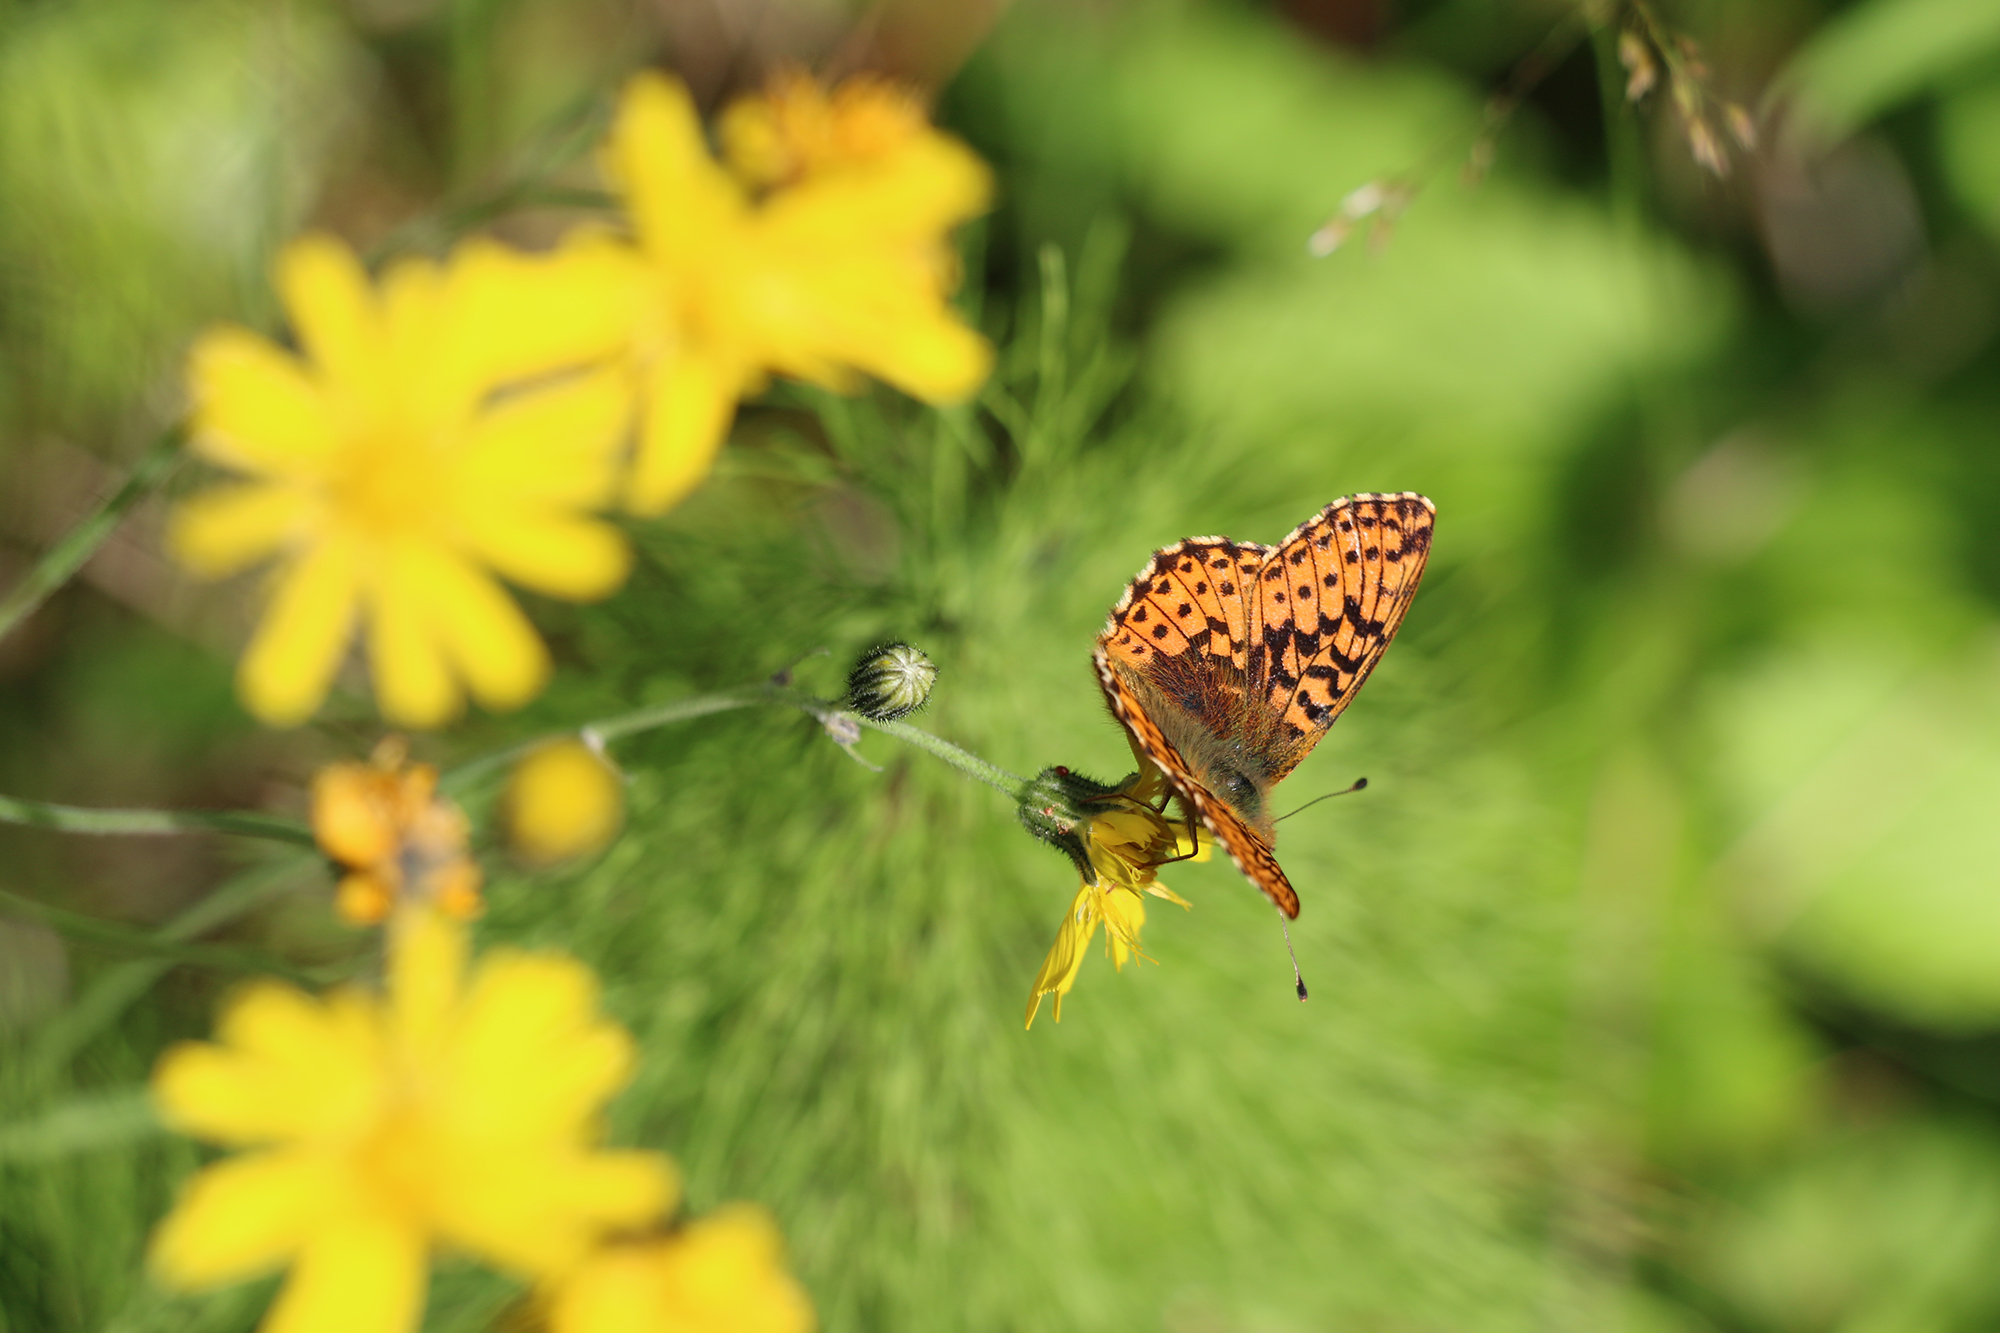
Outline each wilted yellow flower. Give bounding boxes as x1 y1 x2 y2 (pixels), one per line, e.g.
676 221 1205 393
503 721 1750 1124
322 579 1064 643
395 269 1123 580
504 737 625 866
313 739 481 925
550 1205 815 1333
581 71 992 514
1024 767 1201 1029
170 234 634 728
149 909 675 1333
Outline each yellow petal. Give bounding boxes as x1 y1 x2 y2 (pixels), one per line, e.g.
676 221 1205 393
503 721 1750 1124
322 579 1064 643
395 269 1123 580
447 952 634 1137
605 73 746 266
152 987 385 1144
659 1205 815 1333
274 236 385 413
458 510 631 602
1101 886 1148 971
457 364 634 510
431 236 643 413
387 905 468 1056
444 1150 677 1278
237 539 361 727
628 352 740 515
777 135 992 238
550 1240 662 1333
363 549 459 728
551 1207 814 1333
1025 882 1100 1029
261 1212 429 1333
756 243 991 402
148 1150 343 1287
373 254 455 427
169 482 314 579
186 328 338 476
404 548 550 712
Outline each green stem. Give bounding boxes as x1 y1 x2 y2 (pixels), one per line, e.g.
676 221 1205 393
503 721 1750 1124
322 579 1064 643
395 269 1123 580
0 794 315 846
444 682 1029 800
0 425 183 644
849 712 1026 796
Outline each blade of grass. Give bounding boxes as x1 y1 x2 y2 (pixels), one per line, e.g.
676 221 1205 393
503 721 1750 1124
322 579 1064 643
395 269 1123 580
23 855 317 1077
0 794 314 846
0 424 183 644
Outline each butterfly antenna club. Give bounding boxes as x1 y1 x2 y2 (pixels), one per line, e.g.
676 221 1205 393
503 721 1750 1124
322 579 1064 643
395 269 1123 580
1279 911 1308 1001
1274 777 1369 824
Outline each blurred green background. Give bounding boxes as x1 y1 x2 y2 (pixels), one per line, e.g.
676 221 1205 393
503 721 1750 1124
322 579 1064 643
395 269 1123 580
8 0 2000 1329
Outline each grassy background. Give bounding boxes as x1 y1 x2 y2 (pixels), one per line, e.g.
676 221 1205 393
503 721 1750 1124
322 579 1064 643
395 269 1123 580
8 0 2000 1329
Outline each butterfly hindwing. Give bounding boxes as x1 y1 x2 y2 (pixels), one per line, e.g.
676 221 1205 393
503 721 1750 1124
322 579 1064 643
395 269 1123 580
1092 648 1302 919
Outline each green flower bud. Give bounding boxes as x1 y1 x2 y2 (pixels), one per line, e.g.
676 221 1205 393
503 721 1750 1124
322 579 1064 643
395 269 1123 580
1016 764 1122 882
844 642 938 722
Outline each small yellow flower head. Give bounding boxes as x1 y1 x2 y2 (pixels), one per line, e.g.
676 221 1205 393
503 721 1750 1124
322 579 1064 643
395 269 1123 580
549 1205 815 1333
149 909 676 1333
720 69 933 191
504 738 625 867
170 234 636 728
1022 765 1200 1029
589 71 994 515
313 739 482 926
843 641 937 722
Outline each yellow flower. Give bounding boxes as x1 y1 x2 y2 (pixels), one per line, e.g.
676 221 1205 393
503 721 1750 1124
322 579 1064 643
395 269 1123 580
549 1205 815 1333
504 737 625 866
1024 768 1201 1029
170 234 635 728
719 69 937 191
149 909 675 1333
313 738 482 926
585 72 992 514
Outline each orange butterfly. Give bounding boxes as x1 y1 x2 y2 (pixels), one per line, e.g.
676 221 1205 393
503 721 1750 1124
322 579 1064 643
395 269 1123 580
1094 493 1435 920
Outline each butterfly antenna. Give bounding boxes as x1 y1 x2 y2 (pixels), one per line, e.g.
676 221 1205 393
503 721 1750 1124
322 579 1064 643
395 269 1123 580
1279 911 1308 1001
1274 777 1369 824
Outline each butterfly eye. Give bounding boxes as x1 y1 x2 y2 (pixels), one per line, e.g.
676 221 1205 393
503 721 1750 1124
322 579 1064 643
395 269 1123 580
1219 770 1255 803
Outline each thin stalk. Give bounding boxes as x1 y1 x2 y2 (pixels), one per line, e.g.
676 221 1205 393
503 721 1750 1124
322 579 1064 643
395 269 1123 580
0 794 315 846
850 713 1026 796
0 425 183 644
444 682 1028 800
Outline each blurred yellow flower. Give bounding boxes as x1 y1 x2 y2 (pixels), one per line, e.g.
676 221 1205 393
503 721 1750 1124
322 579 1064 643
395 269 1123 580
149 908 675 1333
1025 768 1200 1029
313 739 481 926
170 233 634 728
584 71 992 514
504 737 625 866
719 69 936 191
550 1205 814 1333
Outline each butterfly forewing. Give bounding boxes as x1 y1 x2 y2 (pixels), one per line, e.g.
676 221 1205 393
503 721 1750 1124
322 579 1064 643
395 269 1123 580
1101 537 1270 677
1248 493 1434 781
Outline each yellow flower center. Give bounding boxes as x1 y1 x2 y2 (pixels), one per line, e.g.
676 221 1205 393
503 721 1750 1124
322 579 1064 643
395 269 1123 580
328 430 448 537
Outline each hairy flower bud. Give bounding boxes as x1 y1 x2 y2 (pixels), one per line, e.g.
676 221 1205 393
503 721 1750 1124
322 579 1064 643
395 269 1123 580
844 642 938 721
